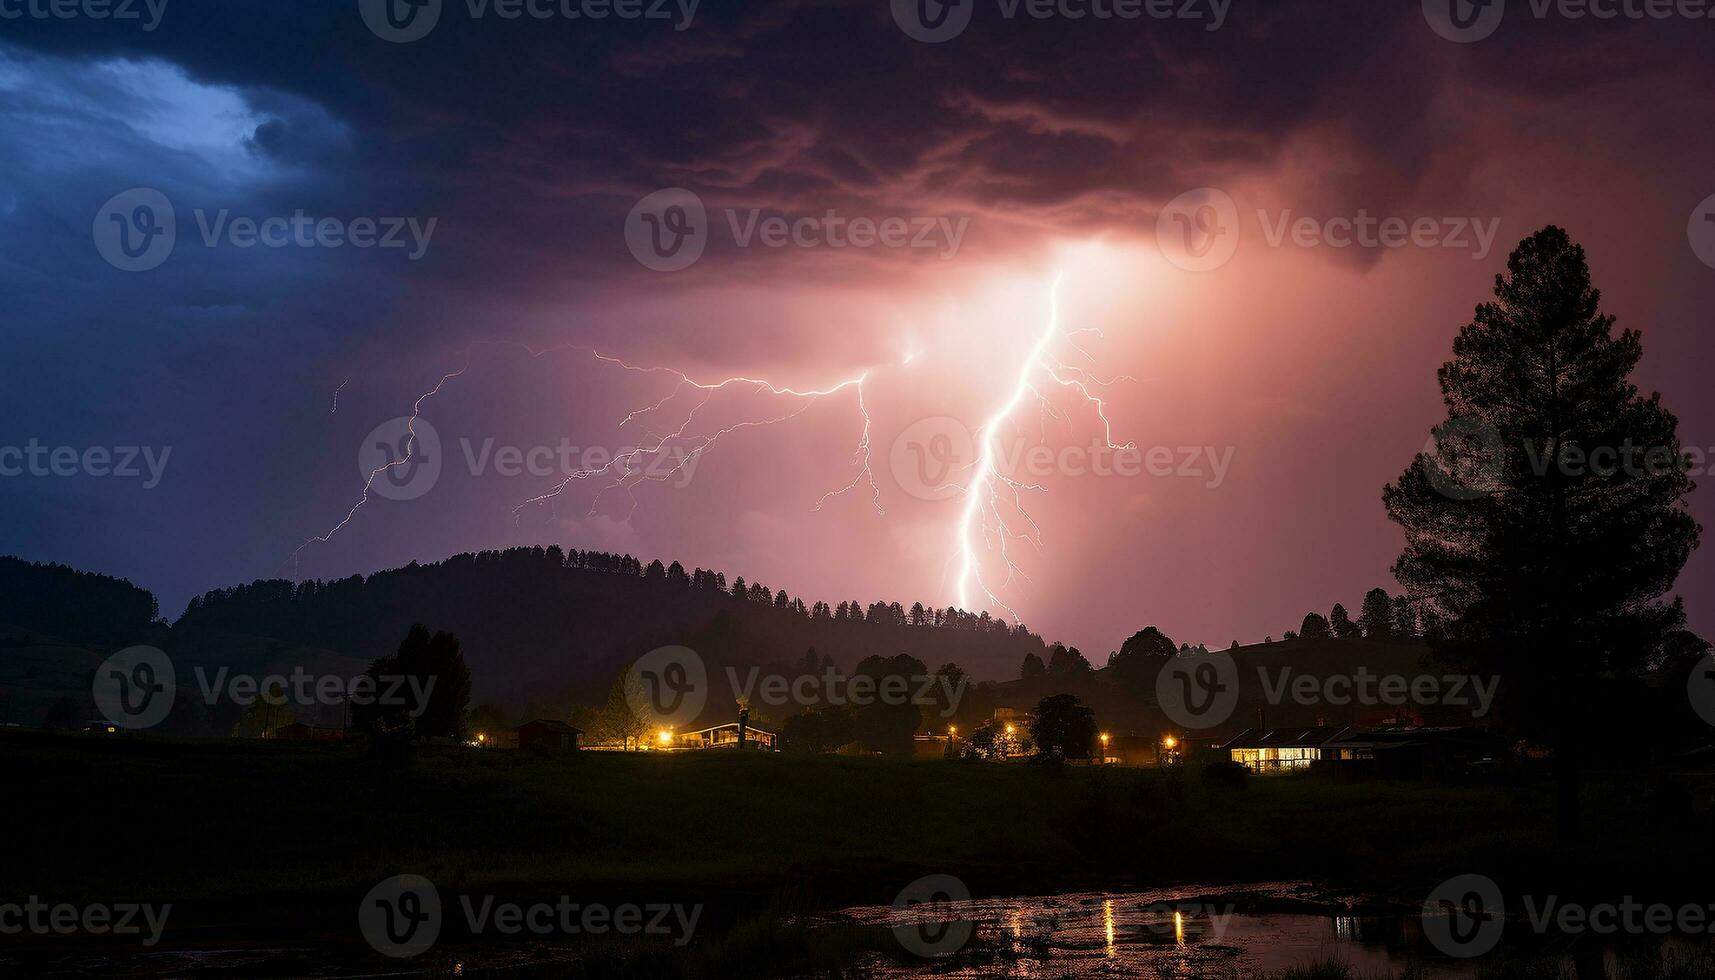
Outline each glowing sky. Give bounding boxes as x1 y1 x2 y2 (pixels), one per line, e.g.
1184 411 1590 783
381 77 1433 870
2 2 1712 672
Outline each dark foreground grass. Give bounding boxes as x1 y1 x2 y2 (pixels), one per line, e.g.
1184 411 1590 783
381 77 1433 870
5 730 1711 948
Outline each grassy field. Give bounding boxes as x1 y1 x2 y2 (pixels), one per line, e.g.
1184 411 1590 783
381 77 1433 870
5 729 1712 962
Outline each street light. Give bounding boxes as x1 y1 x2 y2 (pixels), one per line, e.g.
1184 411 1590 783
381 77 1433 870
656 729 672 747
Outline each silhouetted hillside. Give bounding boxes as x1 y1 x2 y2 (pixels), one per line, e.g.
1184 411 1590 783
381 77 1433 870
175 546 1051 702
0 556 161 646
979 634 1478 741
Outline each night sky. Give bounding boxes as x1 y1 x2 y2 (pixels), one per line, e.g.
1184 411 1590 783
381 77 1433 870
3 0 1711 667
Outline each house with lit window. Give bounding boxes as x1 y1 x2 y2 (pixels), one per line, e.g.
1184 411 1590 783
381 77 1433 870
1221 725 1352 772
662 721 776 751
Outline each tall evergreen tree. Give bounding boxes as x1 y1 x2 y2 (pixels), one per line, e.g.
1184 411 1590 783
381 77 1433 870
1358 588 1394 640
1329 603 1358 639
1384 226 1700 835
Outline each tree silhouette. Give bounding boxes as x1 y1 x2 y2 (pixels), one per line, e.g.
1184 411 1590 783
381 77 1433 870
1391 595 1418 638
1030 694 1097 759
1299 612 1331 640
1359 588 1394 640
1020 652 1045 680
1047 643 1092 677
1384 226 1700 835
1329 603 1358 639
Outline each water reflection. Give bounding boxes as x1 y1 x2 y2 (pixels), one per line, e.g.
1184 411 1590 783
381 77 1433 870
825 884 1715 979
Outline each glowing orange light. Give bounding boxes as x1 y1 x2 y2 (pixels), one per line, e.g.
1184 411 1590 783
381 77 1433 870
657 729 672 746
1163 736 1178 749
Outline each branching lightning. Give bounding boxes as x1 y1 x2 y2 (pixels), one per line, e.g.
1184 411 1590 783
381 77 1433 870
952 272 1137 623
512 350 881 525
290 274 1134 630
287 343 880 575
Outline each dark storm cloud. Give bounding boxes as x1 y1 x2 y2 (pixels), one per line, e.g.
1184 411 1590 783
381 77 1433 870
0 0 1572 294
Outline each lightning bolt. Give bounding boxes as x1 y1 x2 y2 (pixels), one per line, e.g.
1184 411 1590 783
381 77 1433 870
952 272 1136 623
512 351 881 525
286 343 880 575
289 274 1132 634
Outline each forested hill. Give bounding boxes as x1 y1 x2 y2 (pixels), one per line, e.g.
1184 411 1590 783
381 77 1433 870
0 556 161 646
174 546 1050 701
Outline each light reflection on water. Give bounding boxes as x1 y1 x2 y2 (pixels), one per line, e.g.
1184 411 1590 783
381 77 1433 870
828 884 1472 979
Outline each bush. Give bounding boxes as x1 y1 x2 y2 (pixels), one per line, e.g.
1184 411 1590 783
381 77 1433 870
1200 760 1250 789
